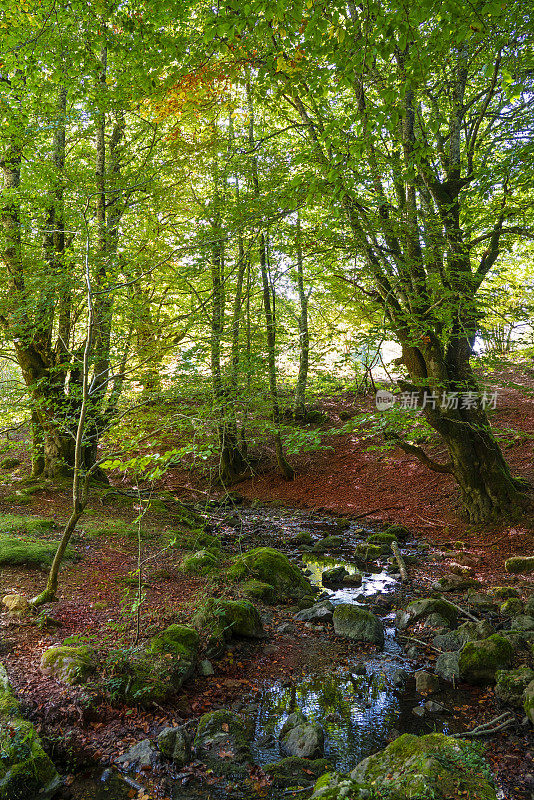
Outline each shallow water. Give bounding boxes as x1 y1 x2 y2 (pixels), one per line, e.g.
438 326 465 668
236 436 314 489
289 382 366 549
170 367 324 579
63 506 443 800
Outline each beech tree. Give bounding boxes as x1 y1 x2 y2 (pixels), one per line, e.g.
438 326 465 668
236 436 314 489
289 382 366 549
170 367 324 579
200 0 534 520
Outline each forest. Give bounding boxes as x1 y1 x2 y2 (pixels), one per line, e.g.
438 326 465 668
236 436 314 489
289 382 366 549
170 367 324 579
0 1 533 799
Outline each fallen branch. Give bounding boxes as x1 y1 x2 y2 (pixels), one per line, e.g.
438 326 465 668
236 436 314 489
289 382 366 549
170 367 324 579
397 634 442 653
451 712 515 738
438 595 479 623
392 541 409 582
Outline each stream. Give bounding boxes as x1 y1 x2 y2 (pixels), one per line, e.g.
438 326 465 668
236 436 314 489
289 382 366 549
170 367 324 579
62 505 472 800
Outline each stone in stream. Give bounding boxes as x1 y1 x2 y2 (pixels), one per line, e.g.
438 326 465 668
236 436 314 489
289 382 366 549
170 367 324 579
312 536 345 553
494 667 534 707
279 712 324 759
264 756 329 789
396 597 458 630
415 670 439 695
193 710 252 775
228 546 313 599
458 634 514 685
321 566 349 586
157 725 191 767
333 604 385 647
294 600 334 623
116 739 158 770
431 573 480 592
342 573 363 587
312 733 497 799
435 651 460 683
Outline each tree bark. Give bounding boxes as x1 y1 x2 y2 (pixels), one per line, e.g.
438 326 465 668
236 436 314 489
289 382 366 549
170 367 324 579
293 214 309 421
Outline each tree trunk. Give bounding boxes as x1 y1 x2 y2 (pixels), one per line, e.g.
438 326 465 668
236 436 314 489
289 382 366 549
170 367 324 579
293 214 309 421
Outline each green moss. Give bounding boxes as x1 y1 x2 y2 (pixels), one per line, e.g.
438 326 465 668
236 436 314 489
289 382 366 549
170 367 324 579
228 547 312 598
147 624 199 657
383 524 410 541
0 536 70 567
181 531 222 551
490 586 520 599
265 756 329 788
505 556 534 574
0 515 52 534
367 532 397 546
494 667 534 706
405 597 458 624
347 733 496 800
192 597 264 639
0 716 59 800
500 598 523 615
40 645 95 685
312 536 345 552
354 543 382 560
0 458 20 470
182 549 220 575
524 679 534 723
458 634 514 685
193 710 251 774
241 579 276 603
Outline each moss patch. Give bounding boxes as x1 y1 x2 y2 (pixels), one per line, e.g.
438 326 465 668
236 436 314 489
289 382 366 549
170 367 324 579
182 549 220 575
228 547 312 598
241 579 276 603
0 536 70 567
458 634 514 685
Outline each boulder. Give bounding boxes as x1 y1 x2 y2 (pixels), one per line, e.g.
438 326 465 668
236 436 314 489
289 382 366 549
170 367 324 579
342 573 363 587
490 586 520 600
511 614 534 631
341 733 496 800
432 574 479 592
192 598 264 640
228 547 313 598
182 549 220 575
0 662 60 799
241 580 276 603
333 605 384 647
500 598 523 615
40 645 96 685
106 624 199 704
115 739 157 770
157 725 191 767
525 595 534 616
383 524 410 541
295 601 334 624
415 670 439 695
505 556 534 574
321 566 348 586
494 668 534 707
435 652 460 683
193 710 252 774
466 591 496 612
264 756 329 789
397 597 458 630
280 723 325 759
312 536 345 553
1 595 29 617
524 679 534 724
458 634 514 685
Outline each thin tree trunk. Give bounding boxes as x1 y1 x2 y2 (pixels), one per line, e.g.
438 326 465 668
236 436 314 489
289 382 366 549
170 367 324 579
293 214 309 421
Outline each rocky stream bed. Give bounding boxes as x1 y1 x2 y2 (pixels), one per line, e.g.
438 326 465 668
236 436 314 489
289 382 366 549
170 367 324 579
1 503 533 800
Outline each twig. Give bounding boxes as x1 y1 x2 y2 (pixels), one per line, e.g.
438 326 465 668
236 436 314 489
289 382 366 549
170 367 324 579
438 595 479 623
398 634 442 653
392 541 409 582
451 712 515 738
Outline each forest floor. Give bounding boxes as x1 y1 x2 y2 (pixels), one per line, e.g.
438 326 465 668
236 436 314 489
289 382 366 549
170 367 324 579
0 361 533 799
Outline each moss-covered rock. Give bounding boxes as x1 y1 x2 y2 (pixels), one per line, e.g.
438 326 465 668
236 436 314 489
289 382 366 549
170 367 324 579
383 524 410 541
181 531 222 551
500 598 523 615
182 549 220 575
287 532 313 546
241 579 276 603
0 457 20 470
313 734 496 799
490 586 520 600
0 536 68 567
106 625 199 705
505 556 534 574
511 614 534 631
354 543 382 560
193 710 252 775
228 547 313 598
494 667 534 706
366 532 397 548
332 605 384 647
0 663 60 800
523 679 534 724
458 634 514 685
265 756 329 789
192 598 264 640
397 597 458 629
312 536 345 553
40 645 96 685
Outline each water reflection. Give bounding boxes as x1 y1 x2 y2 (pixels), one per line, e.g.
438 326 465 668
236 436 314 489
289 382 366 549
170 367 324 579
301 553 396 604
